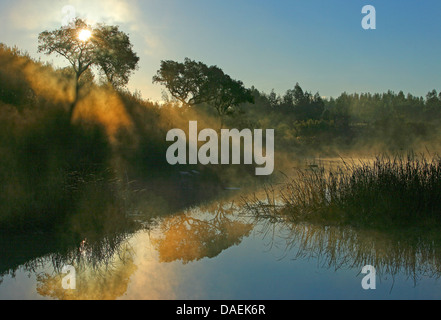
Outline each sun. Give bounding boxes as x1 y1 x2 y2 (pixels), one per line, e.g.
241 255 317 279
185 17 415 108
78 29 92 42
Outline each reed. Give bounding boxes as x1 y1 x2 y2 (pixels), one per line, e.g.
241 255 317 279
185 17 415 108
245 153 441 229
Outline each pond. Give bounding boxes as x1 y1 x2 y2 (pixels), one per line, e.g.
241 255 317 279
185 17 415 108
1 187 441 300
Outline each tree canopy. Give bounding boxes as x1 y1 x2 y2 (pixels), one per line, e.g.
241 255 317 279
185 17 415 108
153 58 210 106
153 58 254 127
38 18 139 118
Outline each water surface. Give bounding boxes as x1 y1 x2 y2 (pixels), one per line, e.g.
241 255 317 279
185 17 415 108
1 189 441 300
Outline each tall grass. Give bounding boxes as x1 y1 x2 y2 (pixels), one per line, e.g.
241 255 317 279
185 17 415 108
245 154 441 229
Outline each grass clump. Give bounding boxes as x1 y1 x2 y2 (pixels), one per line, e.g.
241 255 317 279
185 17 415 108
246 153 441 230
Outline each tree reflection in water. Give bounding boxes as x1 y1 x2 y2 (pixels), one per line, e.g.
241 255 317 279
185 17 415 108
0 214 140 300
15 199 255 299
150 201 254 264
36 242 137 300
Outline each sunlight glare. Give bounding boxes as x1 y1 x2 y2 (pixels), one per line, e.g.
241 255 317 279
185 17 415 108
78 29 92 42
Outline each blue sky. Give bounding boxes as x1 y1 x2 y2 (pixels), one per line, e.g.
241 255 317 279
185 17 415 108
0 0 440 101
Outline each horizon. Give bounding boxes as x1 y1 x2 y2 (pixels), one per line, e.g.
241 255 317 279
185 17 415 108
0 0 440 102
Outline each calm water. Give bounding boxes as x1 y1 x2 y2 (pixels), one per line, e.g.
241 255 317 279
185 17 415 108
1 188 441 300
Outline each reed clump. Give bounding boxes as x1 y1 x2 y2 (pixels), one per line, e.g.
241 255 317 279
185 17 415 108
246 154 441 229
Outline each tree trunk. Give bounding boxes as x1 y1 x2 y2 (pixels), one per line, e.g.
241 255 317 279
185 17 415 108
69 72 81 121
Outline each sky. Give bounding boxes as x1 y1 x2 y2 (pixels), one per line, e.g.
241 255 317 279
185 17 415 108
0 0 440 102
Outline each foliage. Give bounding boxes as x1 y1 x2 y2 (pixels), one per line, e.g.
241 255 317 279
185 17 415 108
38 18 139 118
153 58 254 126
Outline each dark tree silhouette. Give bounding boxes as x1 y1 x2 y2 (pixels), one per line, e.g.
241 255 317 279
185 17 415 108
203 66 255 128
281 83 324 121
93 24 140 88
152 58 210 107
38 18 139 120
153 58 254 127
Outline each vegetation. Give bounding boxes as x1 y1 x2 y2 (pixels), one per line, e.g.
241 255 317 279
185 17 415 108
0 42 253 236
153 58 255 128
224 85 441 158
2 20 441 241
38 18 139 119
244 154 441 230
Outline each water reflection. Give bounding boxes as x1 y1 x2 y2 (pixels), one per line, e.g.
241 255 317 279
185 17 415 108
36 243 136 300
0 215 138 292
150 201 254 264
253 216 441 284
2 189 441 299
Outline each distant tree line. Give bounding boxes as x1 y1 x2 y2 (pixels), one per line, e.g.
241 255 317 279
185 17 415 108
247 85 441 125
219 83 441 152
152 56 441 151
